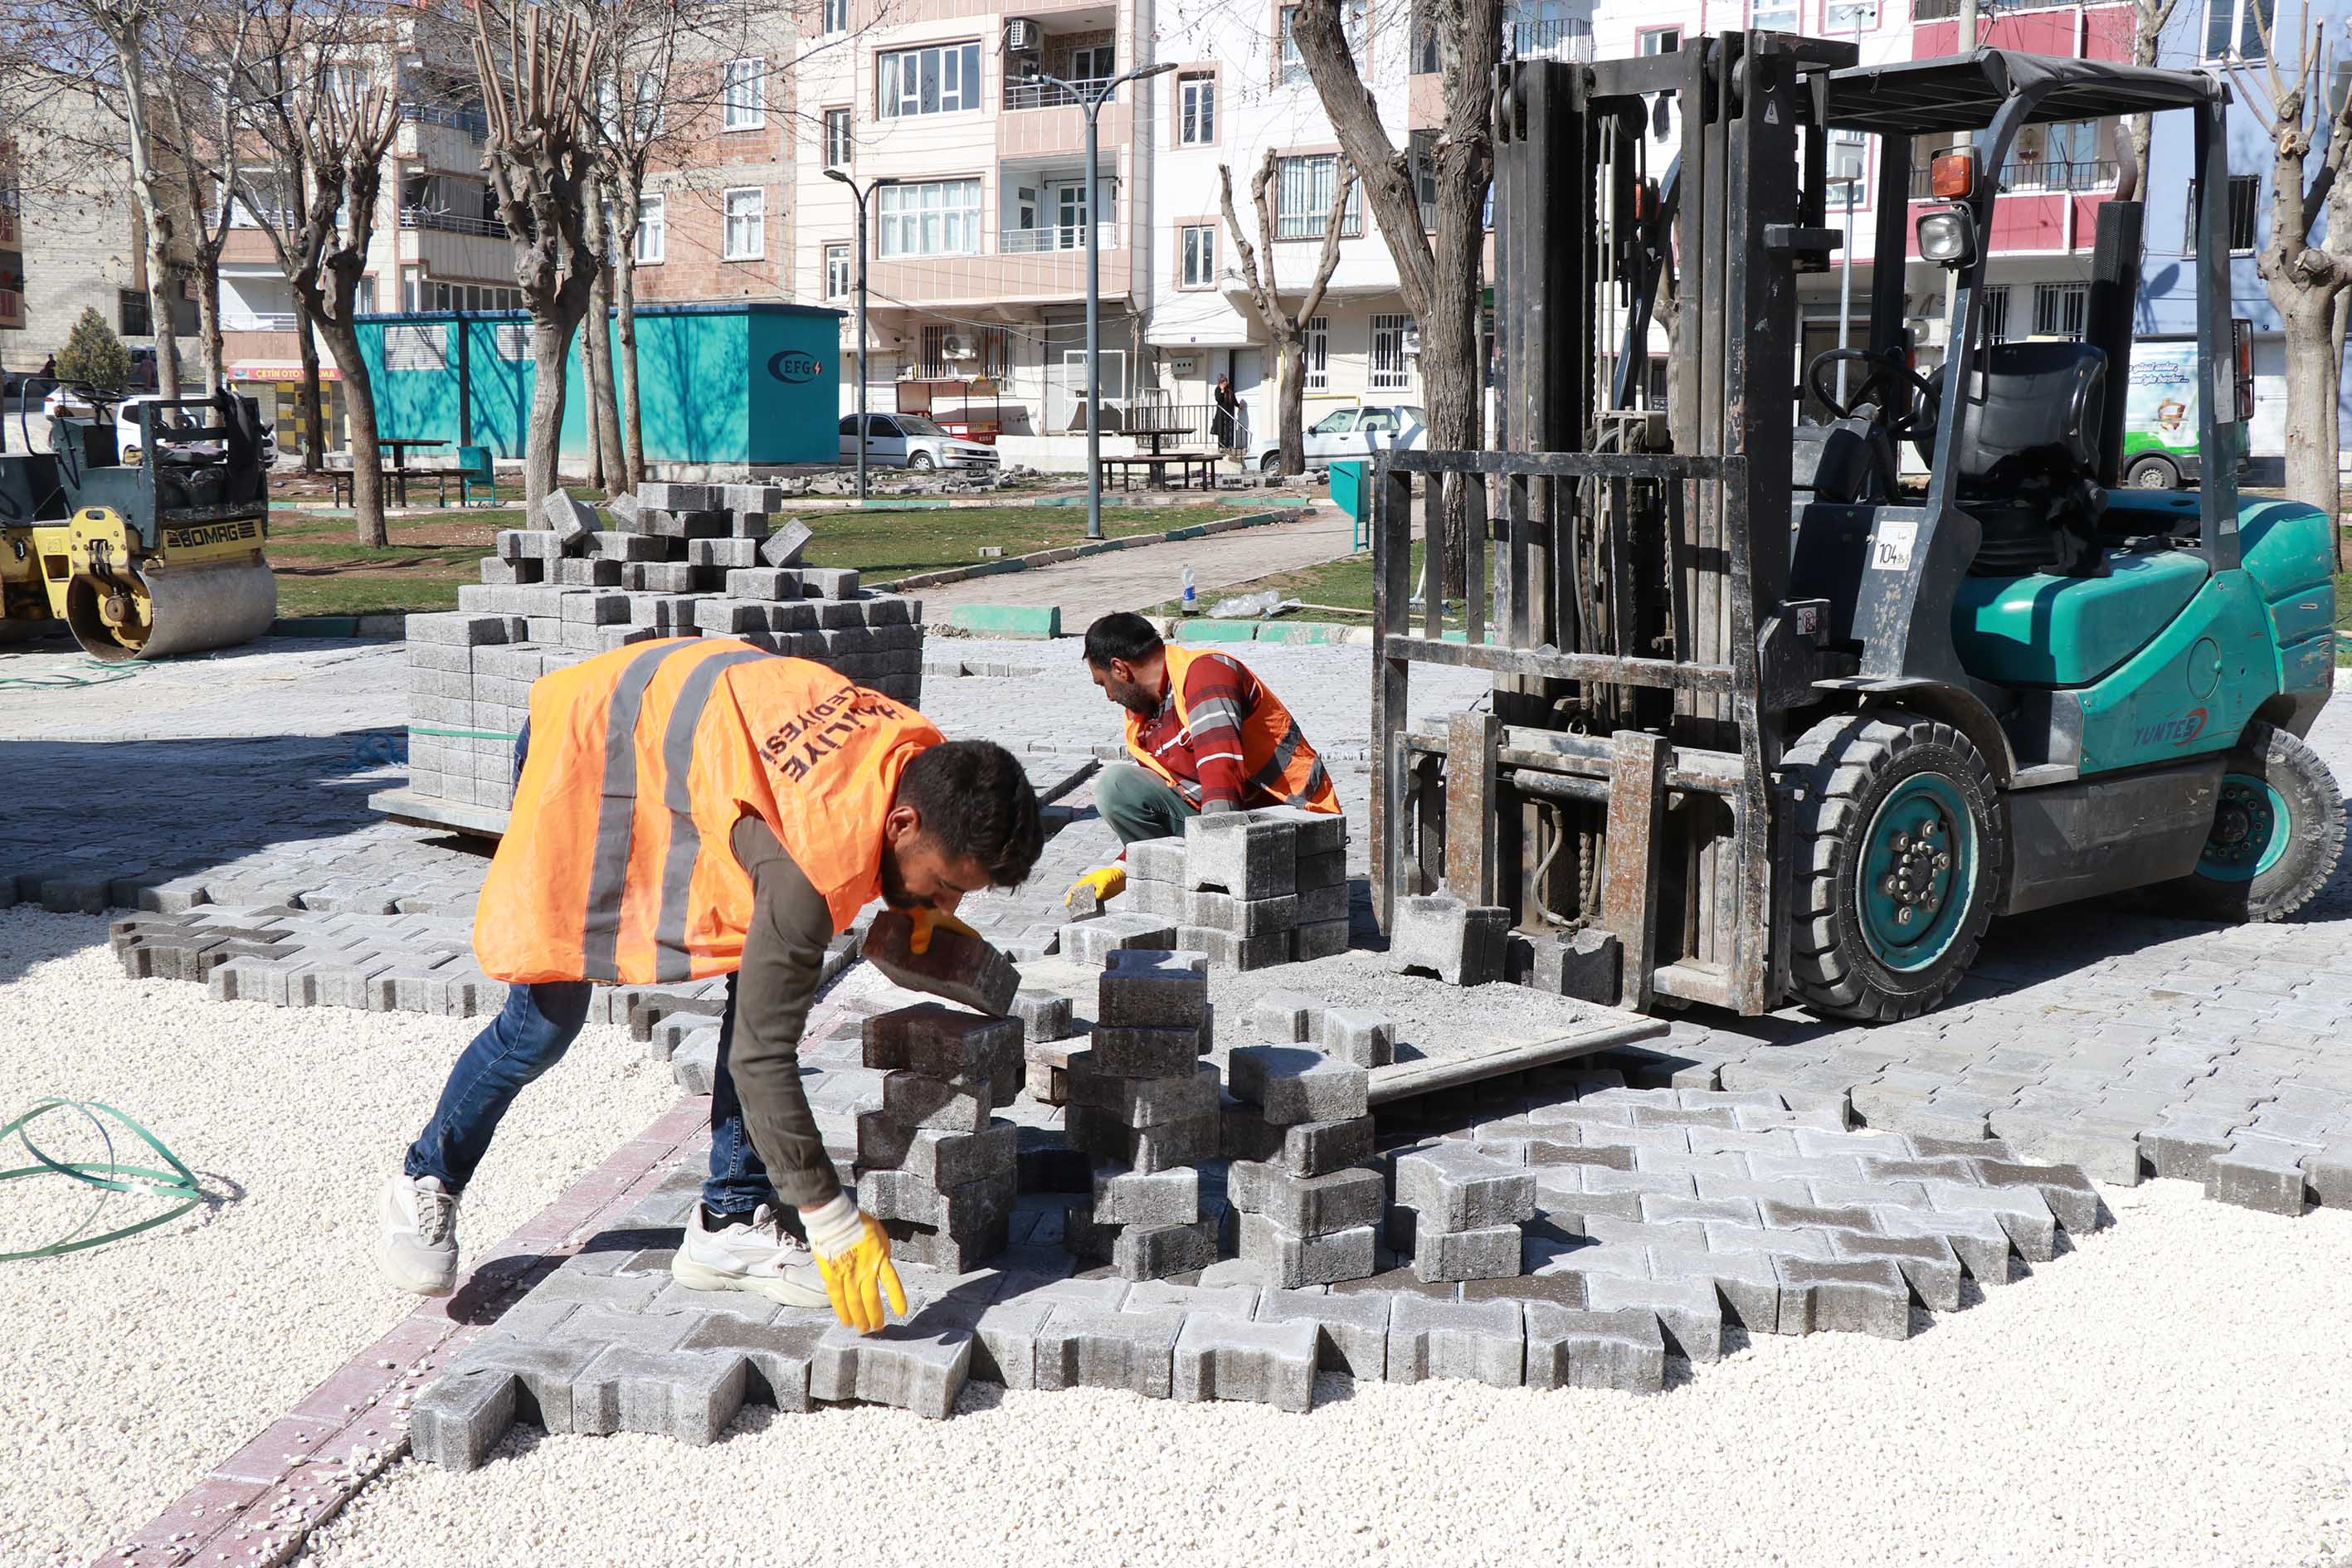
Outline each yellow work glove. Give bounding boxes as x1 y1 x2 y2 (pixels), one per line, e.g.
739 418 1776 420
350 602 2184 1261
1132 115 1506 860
906 904 977 957
802 1192 908 1334
1064 864 1127 908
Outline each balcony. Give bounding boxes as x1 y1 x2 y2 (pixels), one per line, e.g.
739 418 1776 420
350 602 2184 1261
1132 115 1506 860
1908 158 2116 256
223 311 300 331
399 206 505 237
0 287 22 330
1908 158 2117 197
399 100 489 137
997 90 1131 158
0 196 17 248
1001 223 1102 253
1004 76 1111 111
868 225 1132 309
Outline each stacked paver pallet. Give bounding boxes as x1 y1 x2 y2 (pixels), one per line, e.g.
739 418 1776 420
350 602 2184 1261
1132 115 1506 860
855 1003 1025 1269
1063 950 1223 1278
404 485 923 816
1222 1043 1381 1286
1074 806 1350 971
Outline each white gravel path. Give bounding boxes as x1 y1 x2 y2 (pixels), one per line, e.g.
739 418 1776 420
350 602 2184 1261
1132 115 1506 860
294 1181 2352 1568
0 909 678 1568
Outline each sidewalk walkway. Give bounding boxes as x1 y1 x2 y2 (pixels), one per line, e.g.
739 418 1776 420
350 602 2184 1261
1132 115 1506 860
918 508 1359 627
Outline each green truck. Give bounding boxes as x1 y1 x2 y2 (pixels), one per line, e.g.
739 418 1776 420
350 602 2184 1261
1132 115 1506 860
2121 329 2253 489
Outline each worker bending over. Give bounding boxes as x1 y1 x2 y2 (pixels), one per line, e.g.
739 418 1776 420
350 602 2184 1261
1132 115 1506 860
381 639 1041 1332
1069 611 1338 906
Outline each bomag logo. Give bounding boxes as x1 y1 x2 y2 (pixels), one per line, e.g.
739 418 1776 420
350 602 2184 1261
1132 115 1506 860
2133 707 2208 747
163 520 261 550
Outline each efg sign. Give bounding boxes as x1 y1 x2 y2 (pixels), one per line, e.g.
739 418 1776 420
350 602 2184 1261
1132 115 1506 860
769 350 823 384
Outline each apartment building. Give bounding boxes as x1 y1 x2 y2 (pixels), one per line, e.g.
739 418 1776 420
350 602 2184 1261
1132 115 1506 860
623 30 797 306
1 138 22 338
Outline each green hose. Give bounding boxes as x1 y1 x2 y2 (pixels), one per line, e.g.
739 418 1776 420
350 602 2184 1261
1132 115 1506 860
1 1098 202 1261
0 658 147 690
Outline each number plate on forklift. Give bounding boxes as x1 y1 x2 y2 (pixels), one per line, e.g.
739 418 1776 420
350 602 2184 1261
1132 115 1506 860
1869 519 1917 572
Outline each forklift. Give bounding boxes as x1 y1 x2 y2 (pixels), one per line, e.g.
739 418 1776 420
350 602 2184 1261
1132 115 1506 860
1371 41 2340 1021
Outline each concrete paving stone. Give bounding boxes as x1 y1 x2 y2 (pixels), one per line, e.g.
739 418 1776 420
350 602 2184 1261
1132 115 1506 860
1746 1152 1868 1183
1758 1198 1883 1235
1320 1007 1397 1069
808 1311 974 1419
1178 923 1299 971
1093 1165 1202 1228
1090 1020 1213 1078
1582 1273 1725 1361
877 1070 991 1132
1775 1257 1912 1340
1235 1210 1379 1288
1646 1243 1783 1334
410 1342 601 1470
1035 1305 1188 1398
1064 914 1185 967
1581 1166 1697 1199
1853 1154 1988 1186
859 1118 1019 1188
1629 1148 1749 1181
1123 1281 1264 1319
1388 894 1510 986
1525 1139 1637 1173
1171 1315 1319 1411
2207 1137 2313 1215
1395 1144 1536 1230
1188 889 1303 936
1697 1222 1834 1262
2301 1146 2352 1208
1385 1293 1525 1389
1254 1288 1391 1378
570 1345 750 1444
1522 1303 1666 1393
1228 1161 1385 1236
1991 1118 2144 1186
861 1003 1024 1085
965 1296 1055 1390
1969 1159 2104 1234
1921 1181 2057 1261
2140 1121 2241 1183
1828 1230 1964 1312
1011 988 1076 1043
1183 813 1298 898
1067 1106 1220 1172
1108 1216 1221 1280
1641 1194 1761 1227
862 910 1021 1015
531 1269 671 1312
1252 989 1322 1041
1066 1057 1220 1126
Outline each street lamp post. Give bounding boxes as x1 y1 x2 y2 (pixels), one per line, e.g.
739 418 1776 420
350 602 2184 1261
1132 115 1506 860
825 168 894 504
1029 60 1174 540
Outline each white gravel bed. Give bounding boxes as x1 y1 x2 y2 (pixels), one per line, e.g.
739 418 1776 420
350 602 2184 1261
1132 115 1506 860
296 1181 2352 1568
0 909 679 1568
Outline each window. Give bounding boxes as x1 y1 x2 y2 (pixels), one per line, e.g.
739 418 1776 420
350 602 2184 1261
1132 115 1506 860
2189 175 2262 253
385 324 446 370
825 108 853 167
1181 224 1218 287
1305 314 1329 390
1370 314 1415 390
877 178 982 256
1638 26 1681 51
1411 129 1439 228
1751 0 1797 27
2012 119 2098 190
1824 0 1878 29
356 276 377 314
823 0 846 32
878 43 984 118
723 187 765 260
723 57 766 129
1070 44 1115 82
2032 281 2088 339
119 288 151 337
1179 72 1216 146
1312 407 1356 435
2205 0 2274 60
825 243 852 298
632 70 665 135
1281 2 1365 85
635 195 665 264
1980 285 2012 344
1826 127 1869 207
1275 153 1363 240
1506 0 1590 58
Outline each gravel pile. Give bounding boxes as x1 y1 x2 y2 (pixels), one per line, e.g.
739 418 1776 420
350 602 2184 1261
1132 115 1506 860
289 1179 2352 1567
1201 949 1599 1065
0 909 678 1568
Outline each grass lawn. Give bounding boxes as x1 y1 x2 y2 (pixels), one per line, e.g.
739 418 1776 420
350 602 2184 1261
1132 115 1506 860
1139 540 1466 627
265 494 1245 617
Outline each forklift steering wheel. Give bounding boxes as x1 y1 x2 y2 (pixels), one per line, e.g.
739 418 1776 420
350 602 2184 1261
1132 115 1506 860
1806 349 1938 436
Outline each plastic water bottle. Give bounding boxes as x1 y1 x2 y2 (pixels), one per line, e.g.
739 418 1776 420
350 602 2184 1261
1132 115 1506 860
1181 566 1196 615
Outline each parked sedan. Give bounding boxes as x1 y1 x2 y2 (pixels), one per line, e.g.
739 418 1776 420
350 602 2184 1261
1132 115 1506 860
839 412 1001 472
1248 402 1429 472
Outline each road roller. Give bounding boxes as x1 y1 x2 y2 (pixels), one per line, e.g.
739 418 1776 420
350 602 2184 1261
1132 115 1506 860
0 389 278 660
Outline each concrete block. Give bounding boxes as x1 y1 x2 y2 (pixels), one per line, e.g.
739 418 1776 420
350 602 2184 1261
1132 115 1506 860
1321 1008 1395 1068
1228 1045 1369 1126
1180 923 1298 971
1390 894 1510 986
860 1002 1023 1089
1228 1160 1385 1237
1388 1207 1523 1283
1187 889 1301 935
407 612 514 646
1295 849 1346 891
1127 836 1187 885
860 1118 1019 1188
1011 988 1076 1043
1093 1164 1201 1228
1523 928 1623 1005
1298 917 1351 960
1064 913 1181 967
807 1313 974 1419
542 489 598 548
725 567 801 600
1396 1143 1538 1230
1067 1106 1220 1173
1221 1103 1376 1177
1294 883 1350 925
2306 1145 2352 1209
1385 1293 1525 1388
1097 947 1210 1025
1090 1020 1212 1078
638 481 718 512
572 1344 749 1445
1171 1316 1318 1412
1249 803 1346 856
1035 1306 1186 1398
2208 1139 2311 1215
1969 1158 2105 1234
967 1295 1055 1390
407 1364 523 1471
1255 1288 1391 1378
1111 1216 1220 1280
862 909 1020 1015
1875 1205 2015 1288
1234 1210 1378 1288
1921 1181 2057 1262
760 518 814 567
1066 1055 1220 1126
1252 989 1322 1042
675 1312 825 1411
1581 1273 1724 1361
1522 1304 1666 1393
861 1166 1019 1239
800 567 860 599
878 1069 991 1132
1777 1257 1912 1339
1827 1230 1962 1313
1183 813 1298 898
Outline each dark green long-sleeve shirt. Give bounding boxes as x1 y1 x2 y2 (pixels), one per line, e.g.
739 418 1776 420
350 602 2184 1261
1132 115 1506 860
725 814 843 1210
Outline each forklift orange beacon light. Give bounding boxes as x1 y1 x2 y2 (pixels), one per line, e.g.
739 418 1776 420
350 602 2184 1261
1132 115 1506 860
1929 151 1974 199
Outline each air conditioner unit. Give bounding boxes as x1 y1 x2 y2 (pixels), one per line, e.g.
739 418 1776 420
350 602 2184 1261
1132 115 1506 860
1004 18 1042 52
942 334 975 359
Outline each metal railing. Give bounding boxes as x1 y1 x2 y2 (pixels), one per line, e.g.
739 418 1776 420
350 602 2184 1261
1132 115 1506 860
1003 75 1113 110
399 100 490 138
400 206 507 236
1914 0 2083 16
224 312 299 332
1505 17 1595 60
1001 223 1113 253
1909 158 2117 197
1276 210 1366 241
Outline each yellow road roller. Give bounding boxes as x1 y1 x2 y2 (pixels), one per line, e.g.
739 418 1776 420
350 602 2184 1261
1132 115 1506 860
0 390 277 660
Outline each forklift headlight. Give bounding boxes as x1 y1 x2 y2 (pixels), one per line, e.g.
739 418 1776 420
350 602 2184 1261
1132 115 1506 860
1916 206 1977 267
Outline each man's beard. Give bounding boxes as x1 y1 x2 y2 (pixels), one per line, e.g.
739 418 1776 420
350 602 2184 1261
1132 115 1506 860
878 845 917 909
1114 679 1157 716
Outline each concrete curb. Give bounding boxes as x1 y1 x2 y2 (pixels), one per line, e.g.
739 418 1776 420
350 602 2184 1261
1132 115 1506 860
267 614 411 640
882 508 1307 595
1152 616 1377 647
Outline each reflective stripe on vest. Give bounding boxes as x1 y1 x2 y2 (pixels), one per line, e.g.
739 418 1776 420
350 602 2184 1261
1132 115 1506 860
1122 645 1340 815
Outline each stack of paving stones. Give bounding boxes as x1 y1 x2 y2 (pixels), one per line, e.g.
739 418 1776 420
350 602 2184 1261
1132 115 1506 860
1062 950 1223 1278
1222 1040 1381 1287
1387 1144 1534 1284
854 1003 1025 1269
404 485 923 815
1069 806 1350 971
404 1081 2116 1461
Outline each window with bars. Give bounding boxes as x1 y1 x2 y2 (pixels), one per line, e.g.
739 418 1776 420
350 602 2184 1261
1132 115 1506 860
723 188 764 260
1275 154 1363 240
1369 314 1415 389
2032 281 2087 339
1304 315 1329 389
878 43 984 118
878 178 982 256
825 109 853 167
2187 175 2262 253
722 58 766 129
1980 285 2011 343
1181 225 1217 288
1179 73 1215 145
825 244 851 299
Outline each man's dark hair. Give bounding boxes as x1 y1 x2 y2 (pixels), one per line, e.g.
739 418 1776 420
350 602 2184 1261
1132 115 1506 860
1083 611 1163 670
898 740 1044 888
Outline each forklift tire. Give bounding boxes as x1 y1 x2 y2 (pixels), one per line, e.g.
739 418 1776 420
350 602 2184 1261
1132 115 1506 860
2163 722 2343 923
1785 709 2006 1023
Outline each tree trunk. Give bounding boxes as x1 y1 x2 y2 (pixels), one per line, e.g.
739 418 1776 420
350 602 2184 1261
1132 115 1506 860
523 316 579 514
616 252 644 486
580 314 606 491
115 32 183 397
193 252 225 396
1275 336 1307 475
2279 294 2345 537
586 270 624 490
297 295 326 474
322 328 387 547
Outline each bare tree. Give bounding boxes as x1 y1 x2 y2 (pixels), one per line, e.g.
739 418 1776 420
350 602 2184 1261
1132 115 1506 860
2117 0 2185 200
157 0 265 395
2233 6 2352 554
581 193 625 487
470 1 606 514
237 15 400 544
1221 151 1352 475
1289 0 1500 592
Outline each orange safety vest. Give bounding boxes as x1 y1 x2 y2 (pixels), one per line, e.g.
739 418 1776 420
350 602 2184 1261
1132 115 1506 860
475 639 942 985
1122 644 1340 815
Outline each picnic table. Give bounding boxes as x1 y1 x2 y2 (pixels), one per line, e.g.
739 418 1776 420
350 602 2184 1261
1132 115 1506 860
379 437 449 507
1099 452 1219 491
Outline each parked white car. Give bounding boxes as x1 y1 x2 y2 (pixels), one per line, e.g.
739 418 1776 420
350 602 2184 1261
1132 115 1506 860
1247 402 1429 473
839 412 1000 472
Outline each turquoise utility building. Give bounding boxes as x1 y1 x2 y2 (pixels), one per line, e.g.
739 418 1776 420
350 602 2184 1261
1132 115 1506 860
353 300 845 469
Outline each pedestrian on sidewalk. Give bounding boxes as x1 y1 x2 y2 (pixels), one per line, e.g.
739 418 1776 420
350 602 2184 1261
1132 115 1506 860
1211 373 1239 452
380 640 1044 1333
1064 611 1340 908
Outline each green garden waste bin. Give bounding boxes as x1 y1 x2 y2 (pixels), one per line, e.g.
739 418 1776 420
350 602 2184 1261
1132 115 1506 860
1328 460 1370 552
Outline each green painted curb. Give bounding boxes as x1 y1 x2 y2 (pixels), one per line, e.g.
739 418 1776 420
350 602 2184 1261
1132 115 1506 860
1253 621 1358 645
1170 618 1259 643
950 604 1063 639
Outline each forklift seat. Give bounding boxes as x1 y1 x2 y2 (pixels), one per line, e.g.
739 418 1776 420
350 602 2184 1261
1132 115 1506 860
1954 341 2110 577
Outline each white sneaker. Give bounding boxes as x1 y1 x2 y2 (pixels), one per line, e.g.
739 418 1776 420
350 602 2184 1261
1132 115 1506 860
670 1204 828 1308
378 1173 460 1296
